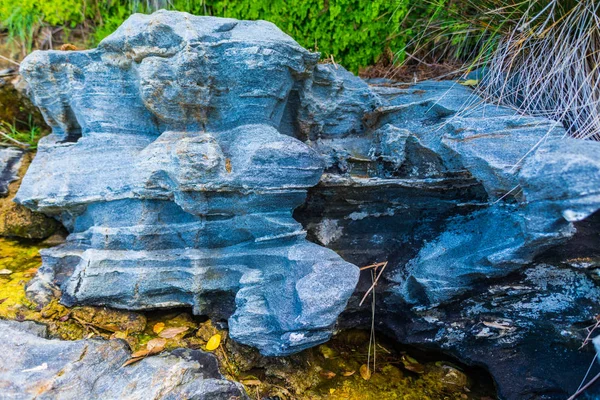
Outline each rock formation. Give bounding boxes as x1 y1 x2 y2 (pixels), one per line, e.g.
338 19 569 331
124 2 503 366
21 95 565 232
0 320 248 399
17 10 600 398
17 11 359 357
293 77 600 398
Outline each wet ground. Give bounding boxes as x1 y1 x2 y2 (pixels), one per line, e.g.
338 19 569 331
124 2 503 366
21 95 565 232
0 237 497 399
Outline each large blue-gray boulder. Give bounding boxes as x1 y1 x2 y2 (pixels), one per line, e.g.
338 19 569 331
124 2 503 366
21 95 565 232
17 10 358 356
0 320 248 399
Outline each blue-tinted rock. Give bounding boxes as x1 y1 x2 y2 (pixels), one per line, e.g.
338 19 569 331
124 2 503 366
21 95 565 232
290 73 600 398
0 320 248 399
17 10 358 356
0 147 23 196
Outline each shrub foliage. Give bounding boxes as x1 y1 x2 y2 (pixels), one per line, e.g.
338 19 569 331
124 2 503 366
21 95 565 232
0 0 413 72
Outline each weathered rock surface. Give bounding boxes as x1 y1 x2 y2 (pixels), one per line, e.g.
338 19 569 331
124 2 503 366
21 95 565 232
17 10 358 356
292 77 600 398
16 9 600 398
0 320 248 399
0 147 22 196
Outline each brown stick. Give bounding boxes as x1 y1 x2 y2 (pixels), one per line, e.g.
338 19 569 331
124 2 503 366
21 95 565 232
567 371 600 400
359 261 388 306
360 261 387 271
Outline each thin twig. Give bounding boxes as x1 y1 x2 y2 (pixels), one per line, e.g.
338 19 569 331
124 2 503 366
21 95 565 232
0 131 30 148
360 261 387 271
567 371 600 400
0 55 20 66
359 261 388 306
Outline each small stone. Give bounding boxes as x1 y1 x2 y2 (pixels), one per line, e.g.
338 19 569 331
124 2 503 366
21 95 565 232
440 365 468 392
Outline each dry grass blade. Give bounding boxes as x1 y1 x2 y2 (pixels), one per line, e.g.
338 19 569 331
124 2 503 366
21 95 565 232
359 261 388 306
479 0 600 140
0 131 30 149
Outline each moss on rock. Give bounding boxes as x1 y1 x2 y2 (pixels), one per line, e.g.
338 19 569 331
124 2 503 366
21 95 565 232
0 152 61 239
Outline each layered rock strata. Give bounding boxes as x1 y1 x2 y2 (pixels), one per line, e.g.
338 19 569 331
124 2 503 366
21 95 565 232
18 11 358 356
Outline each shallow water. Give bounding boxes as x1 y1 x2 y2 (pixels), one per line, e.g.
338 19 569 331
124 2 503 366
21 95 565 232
0 237 497 399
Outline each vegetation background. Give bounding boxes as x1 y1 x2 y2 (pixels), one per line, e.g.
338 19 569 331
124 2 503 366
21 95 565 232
0 0 480 73
0 0 598 142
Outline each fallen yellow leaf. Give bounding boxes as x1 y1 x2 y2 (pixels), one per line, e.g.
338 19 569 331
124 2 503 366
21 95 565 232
113 331 127 339
241 379 262 386
205 333 221 351
342 370 355 377
359 364 371 380
460 79 480 87
153 322 165 334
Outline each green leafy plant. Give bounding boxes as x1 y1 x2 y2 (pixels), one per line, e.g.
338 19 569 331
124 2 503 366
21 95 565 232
89 0 414 73
0 0 87 56
1 0 416 72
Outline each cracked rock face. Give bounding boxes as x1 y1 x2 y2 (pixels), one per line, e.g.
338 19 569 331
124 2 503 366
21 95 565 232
0 320 248 399
17 10 358 356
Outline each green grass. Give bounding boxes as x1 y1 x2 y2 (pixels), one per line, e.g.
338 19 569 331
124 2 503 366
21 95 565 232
0 120 45 150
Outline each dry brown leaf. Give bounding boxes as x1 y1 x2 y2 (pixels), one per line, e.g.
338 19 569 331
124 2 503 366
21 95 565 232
482 321 512 330
146 338 167 354
158 326 189 339
320 370 336 379
122 357 144 367
241 379 262 386
360 364 371 380
131 349 150 358
342 370 356 377
152 322 165 334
